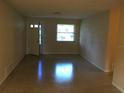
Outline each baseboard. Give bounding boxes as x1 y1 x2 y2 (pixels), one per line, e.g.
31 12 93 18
80 55 111 72
43 52 80 55
0 55 25 86
0 69 6 85
113 82 124 93
5 59 20 77
90 61 111 72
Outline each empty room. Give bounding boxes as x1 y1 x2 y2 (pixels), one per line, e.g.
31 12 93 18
0 0 124 93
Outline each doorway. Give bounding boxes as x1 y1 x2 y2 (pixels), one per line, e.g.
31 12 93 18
28 23 44 56
39 24 44 55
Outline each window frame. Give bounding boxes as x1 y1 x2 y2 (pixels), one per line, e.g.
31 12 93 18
56 24 76 42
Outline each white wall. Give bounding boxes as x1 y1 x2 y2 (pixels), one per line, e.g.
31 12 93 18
80 11 109 72
26 18 80 54
0 1 26 84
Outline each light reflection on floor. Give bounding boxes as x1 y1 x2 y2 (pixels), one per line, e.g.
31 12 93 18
55 63 73 83
37 60 42 81
0 55 121 93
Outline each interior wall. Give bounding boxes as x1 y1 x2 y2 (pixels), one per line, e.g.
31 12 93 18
0 1 26 84
80 11 109 72
113 1 124 92
105 5 120 72
26 18 80 54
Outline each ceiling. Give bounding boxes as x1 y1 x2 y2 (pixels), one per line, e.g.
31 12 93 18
5 0 119 19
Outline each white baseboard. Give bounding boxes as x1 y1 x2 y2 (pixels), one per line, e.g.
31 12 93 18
0 55 25 86
90 61 111 72
80 55 111 72
43 52 80 55
26 52 80 55
0 69 6 85
113 82 124 93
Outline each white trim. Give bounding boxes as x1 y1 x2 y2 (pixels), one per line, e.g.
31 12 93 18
0 77 7 86
0 69 6 85
113 82 124 93
26 51 80 55
80 55 111 72
90 61 111 72
42 52 80 55
0 55 25 85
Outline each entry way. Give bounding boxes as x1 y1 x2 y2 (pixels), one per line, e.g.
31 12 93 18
27 24 44 55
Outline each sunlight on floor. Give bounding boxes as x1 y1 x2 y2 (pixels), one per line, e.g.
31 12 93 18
55 63 73 83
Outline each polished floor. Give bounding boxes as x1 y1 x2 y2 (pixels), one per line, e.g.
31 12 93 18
0 55 121 93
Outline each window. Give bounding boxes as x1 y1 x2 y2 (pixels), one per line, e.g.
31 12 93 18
57 24 75 41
